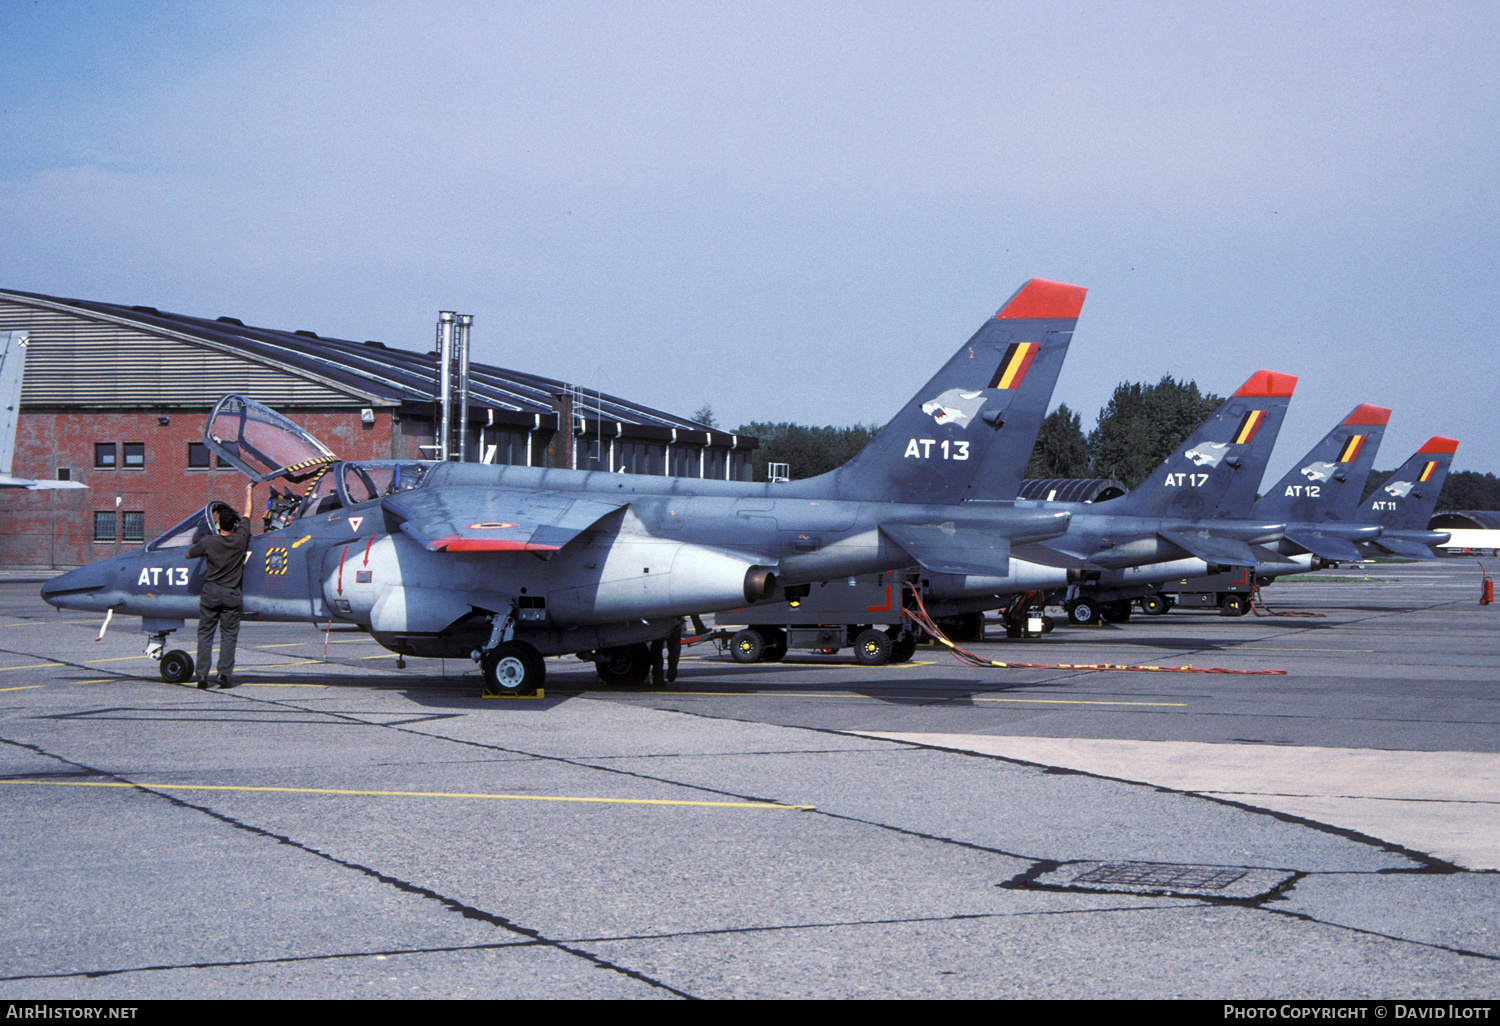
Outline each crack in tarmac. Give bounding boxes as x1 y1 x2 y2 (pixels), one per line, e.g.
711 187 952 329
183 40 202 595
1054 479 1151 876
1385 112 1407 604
0 735 697 1000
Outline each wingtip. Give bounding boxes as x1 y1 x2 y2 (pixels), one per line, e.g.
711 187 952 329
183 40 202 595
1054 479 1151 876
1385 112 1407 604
1233 370 1298 398
1345 404 1392 426
1420 437 1459 454
995 279 1087 320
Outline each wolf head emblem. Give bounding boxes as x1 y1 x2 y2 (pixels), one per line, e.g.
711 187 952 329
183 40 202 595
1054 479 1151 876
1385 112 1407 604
1184 441 1230 468
920 389 986 428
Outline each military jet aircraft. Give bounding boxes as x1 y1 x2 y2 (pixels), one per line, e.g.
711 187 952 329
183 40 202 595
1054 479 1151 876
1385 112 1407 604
1 330 86 489
1354 437 1458 558
41 279 1084 693
917 369 1299 625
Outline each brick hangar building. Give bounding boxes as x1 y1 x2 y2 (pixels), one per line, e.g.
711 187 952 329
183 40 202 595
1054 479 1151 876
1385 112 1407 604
0 288 756 569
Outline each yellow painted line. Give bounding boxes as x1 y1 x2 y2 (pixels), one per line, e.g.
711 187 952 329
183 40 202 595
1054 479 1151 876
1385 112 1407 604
240 683 330 688
360 654 399 660
256 639 377 649
0 779 813 811
613 690 1185 707
259 660 324 668
1 663 63 671
1239 648 1375 653
0 685 45 692
84 655 151 664
974 697 1187 707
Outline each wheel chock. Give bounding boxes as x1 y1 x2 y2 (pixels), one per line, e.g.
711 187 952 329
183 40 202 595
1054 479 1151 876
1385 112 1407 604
482 688 545 700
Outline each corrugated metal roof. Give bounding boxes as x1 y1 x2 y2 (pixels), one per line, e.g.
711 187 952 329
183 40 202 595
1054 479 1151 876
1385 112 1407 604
0 288 707 430
1430 511 1500 531
1017 478 1129 504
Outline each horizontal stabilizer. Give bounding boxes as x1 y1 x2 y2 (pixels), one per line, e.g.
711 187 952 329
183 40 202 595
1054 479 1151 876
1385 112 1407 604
1157 528 1259 568
882 524 1012 576
1011 542 1101 570
1367 535 1446 559
383 489 625 553
1281 529 1367 563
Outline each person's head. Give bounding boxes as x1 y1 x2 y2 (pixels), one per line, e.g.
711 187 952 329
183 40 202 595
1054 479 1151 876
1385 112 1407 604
218 509 240 533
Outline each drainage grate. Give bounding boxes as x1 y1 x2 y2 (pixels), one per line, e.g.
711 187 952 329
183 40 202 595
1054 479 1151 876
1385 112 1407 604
1010 861 1297 901
1073 864 1248 890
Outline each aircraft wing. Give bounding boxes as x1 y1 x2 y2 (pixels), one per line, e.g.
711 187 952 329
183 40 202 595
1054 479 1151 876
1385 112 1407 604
1282 528 1366 563
881 524 1012 576
1157 528 1259 568
382 488 626 552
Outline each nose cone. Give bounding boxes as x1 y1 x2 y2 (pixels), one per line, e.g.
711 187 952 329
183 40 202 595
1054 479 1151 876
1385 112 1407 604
41 562 118 611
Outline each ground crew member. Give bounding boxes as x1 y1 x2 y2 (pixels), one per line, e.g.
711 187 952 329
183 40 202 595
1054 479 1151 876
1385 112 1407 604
649 619 684 686
187 506 251 689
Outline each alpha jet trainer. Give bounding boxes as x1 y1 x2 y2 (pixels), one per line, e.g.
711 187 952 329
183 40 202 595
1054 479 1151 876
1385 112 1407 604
914 369 1299 625
42 279 1085 693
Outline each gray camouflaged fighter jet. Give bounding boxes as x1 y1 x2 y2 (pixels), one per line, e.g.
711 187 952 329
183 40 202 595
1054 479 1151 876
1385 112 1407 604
41 279 1084 693
916 368 1299 625
1354 436 1459 558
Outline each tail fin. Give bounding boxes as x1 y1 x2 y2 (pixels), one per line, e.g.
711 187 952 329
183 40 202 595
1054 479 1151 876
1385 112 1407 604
1104 370 1298 519
812 279 1084 503
1362 437 1458 532
1255 404 1390 523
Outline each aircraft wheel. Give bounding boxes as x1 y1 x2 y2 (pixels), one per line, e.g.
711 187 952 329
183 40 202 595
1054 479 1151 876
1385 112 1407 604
596 643 650 686
1140 595 1168 615
1101 600 1132 624
887 630 917 663
1066 599 1101 626
483 641 545 696
1220 594 1250 617
761 629 788 662
1039 615 1056 634
730 629 765 664
159 649 194 684
935 612 984 643
853 628 891 666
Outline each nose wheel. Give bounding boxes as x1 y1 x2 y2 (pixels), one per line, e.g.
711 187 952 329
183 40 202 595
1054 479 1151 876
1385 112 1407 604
481 641 546 696
159 650 195 684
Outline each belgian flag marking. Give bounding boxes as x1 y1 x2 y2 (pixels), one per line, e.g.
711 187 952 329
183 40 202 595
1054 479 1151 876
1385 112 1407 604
1419 461 1439 482
1336 435 1367 463
989 341 1040 390
1232 409 1267 445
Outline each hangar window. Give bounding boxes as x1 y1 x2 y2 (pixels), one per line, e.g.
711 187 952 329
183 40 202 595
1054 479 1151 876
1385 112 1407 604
94 443 117 469
187 442 229 469
122 511 145 543
56 468 71 482
123 443 145 469
93 512 115 542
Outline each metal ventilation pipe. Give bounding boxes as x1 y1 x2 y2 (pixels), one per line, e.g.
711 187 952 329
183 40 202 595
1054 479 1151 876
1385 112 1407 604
436 311 455 461
456 314 473 463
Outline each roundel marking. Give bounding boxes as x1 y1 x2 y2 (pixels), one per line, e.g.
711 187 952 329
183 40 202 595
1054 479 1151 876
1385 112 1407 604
466 522 520 530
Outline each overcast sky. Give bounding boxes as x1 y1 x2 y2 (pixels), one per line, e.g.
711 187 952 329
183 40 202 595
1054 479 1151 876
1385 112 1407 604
3 0 1496 481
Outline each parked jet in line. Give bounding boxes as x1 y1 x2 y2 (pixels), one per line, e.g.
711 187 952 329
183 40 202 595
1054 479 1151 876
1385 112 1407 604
1355 437 1458 558
918 369 1299 625
41 280 1084 692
